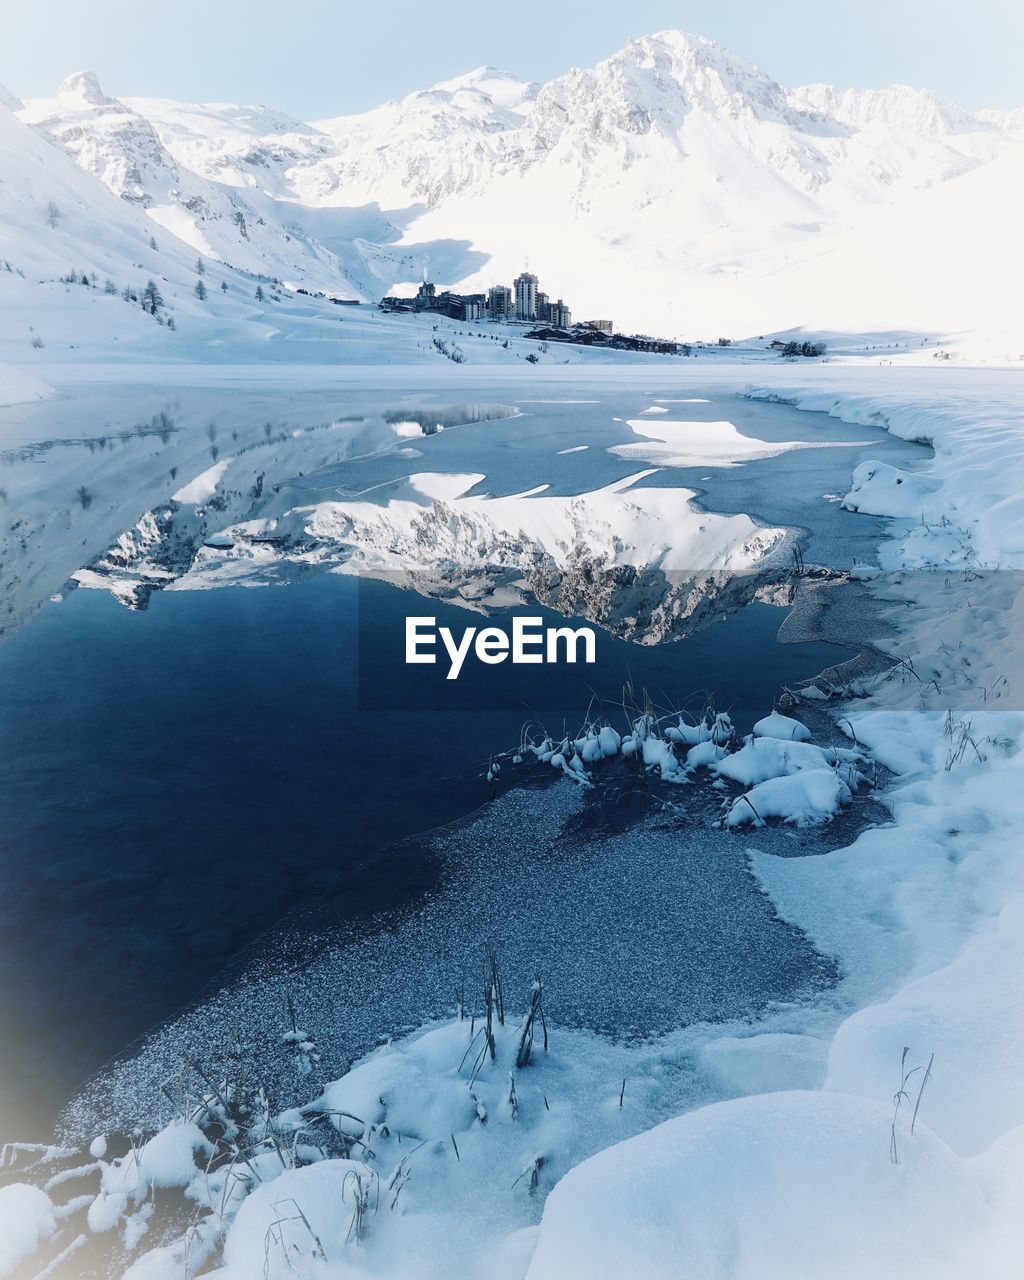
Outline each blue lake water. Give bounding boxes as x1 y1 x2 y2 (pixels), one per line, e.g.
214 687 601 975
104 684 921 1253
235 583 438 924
0 381 929 1137
0 571 851 1135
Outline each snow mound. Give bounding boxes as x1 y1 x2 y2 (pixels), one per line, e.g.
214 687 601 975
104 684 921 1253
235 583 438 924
714 736 860 785
752 711 811 741
526 1092 1004 1280
101 1121 213 1199
215 1159 368 1278
0 1184 56 1276
827 897 1024 1157
725 767 853 827
842 460 945 519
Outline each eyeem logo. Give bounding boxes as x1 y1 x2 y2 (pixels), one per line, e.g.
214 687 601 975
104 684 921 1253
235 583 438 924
406 616 597 681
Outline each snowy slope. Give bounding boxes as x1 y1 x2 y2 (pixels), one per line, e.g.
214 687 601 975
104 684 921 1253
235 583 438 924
19 73 367 298
0 83 497 368
0 88 222 360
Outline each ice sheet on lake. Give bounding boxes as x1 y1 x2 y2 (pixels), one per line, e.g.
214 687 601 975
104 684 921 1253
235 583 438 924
613 417 875 468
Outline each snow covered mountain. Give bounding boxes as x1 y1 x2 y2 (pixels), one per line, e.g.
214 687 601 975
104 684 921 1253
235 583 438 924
17 72 373 297
6 30 1024 350
0 84 237 358
789 82 989 135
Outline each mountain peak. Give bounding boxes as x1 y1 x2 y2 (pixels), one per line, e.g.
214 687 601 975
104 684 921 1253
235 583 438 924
57 70 115 108
623 28 760 75
562 26 795 128
432 65 537 111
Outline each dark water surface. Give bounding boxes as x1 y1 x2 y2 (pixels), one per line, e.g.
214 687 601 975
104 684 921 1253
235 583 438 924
0 572 849 1135
0 382 929 1137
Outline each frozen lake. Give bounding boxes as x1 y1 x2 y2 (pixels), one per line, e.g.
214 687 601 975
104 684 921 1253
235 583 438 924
0 377 927 1137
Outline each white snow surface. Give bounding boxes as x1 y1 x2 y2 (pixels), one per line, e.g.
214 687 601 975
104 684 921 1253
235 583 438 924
0 1184 56 1276
520 371 1024 1275
0 26 1023 1280
170 459 231 505
527 1091 1009 1280
613 417 806 467
752 710 811 741
0 363 52 405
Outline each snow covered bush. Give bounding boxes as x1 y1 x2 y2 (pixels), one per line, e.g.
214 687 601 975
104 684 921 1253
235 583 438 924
510 700 871 831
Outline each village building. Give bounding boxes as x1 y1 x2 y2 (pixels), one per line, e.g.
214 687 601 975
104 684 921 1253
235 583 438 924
381 267 572 329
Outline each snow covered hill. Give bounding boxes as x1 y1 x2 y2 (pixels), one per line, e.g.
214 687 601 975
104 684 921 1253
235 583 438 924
0 87 233 360
5 29 1024 357
18 72 372 299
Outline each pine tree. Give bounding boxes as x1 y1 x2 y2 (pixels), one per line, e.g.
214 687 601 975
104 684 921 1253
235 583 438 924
195 279 207 301
142 280 163 314
195 257 205 275
255 285 264 302
149 235 158 251
220 280 228 292
45 201 61 229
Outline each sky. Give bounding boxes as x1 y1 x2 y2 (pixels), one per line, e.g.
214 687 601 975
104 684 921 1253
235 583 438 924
3 0 1022 118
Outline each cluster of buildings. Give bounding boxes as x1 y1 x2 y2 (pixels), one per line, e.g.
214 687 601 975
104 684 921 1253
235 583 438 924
380 270 572 328
379 267 681 355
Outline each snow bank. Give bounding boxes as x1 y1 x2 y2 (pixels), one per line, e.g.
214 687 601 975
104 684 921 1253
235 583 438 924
747 375 1024 568
711 735 867 827
527 374 1024 1276
84 1120 213 1243
526 1092 1015 1280
827 897 1024 1156
112 1009 666 1280
214 1159 368 1278
714 736 859 786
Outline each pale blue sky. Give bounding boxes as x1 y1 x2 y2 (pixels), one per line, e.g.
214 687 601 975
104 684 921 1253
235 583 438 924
4 0 1021 117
